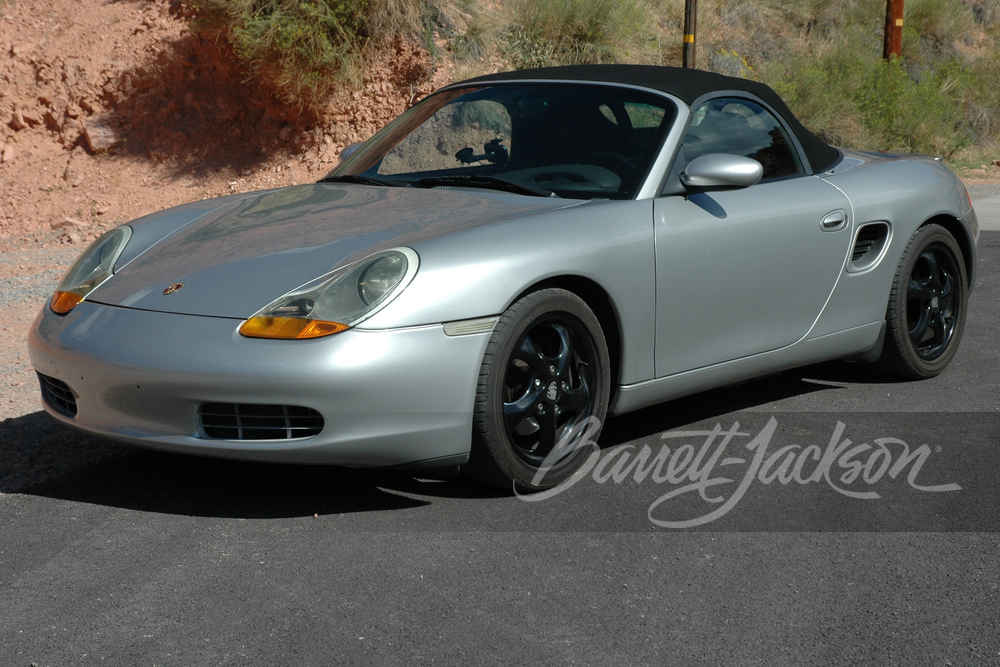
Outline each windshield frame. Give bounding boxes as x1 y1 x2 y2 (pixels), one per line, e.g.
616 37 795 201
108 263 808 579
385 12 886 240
325 81 680 201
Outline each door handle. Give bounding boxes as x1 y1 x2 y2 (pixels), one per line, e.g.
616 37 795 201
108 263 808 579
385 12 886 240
821 210 848 231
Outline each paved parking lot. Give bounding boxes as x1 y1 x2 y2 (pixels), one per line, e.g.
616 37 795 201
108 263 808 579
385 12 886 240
0 200 997 665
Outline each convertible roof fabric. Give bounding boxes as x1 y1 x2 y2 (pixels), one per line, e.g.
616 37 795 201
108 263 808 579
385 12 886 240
459 65 841 174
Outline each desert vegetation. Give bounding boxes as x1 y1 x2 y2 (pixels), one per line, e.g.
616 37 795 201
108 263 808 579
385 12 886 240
185 0 999 164
1 0 997 246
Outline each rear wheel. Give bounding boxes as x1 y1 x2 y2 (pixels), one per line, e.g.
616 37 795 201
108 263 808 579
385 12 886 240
878 224 968 379
467 289 610 491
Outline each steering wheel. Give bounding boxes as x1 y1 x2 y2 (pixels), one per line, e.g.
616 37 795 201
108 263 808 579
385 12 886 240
511 164 621 191
576 151 635 179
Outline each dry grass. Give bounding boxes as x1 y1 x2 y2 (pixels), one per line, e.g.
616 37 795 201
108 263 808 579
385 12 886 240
182 0 1000 157
684 0 999 156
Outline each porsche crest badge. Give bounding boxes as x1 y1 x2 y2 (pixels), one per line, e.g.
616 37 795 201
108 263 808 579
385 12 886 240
163 283 185 295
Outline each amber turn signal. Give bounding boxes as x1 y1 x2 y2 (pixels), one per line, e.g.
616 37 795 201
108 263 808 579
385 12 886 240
239 316 349 339
50 291 84 315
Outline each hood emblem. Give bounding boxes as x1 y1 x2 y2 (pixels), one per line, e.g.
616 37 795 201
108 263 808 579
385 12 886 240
163 283 185 295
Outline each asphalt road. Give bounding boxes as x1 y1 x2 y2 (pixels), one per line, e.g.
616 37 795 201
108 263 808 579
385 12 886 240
973 195 1000 231
1 218 998 664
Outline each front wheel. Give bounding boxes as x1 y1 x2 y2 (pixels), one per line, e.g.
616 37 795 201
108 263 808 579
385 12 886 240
878 224 968 379
467 289 610 491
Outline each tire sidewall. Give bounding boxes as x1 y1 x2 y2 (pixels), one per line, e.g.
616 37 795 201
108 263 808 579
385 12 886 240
474 289 610 491
886 224 968 378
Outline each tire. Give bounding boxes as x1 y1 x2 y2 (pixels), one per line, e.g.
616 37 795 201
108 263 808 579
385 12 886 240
467 289 610 491
878 224 968 379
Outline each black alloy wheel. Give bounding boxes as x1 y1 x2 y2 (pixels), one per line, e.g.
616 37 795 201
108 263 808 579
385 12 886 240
468 289 610 491
907 244 960 359
879 224 968 379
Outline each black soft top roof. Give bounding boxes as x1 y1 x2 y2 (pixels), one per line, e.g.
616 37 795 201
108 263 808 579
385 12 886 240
458 65 840 174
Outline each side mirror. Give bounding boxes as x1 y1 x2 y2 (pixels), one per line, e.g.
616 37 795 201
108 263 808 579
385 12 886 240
681 153 763 191
339 141 364 164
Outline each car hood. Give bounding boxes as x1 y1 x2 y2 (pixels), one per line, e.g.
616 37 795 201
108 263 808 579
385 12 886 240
89 183 576 318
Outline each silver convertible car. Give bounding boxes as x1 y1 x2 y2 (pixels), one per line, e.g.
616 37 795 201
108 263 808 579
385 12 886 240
29 65 978 490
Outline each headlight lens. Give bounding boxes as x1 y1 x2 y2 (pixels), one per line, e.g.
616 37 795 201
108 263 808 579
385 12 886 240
358 253 406 305
240 248 417 339
50 226 132 314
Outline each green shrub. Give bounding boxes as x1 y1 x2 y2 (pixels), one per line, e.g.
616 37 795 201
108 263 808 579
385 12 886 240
189 0 372 107
966 48 1000 138
501 0 656 67
181 0 998 159
499 25 555 70
905 0 973 47
859 57 972 156
760 26 878 147
757 5 985 157
449 19 491 64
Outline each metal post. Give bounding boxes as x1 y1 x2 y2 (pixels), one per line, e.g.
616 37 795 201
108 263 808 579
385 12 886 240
683 0 697 69
883 0 904 60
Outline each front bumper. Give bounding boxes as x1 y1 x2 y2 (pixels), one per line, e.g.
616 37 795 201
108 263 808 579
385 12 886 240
28 301 491 467
962 207 980 291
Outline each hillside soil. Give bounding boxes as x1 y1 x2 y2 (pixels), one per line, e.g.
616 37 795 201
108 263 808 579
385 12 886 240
0 0 455 491
3 0 999 251
0 0 452 252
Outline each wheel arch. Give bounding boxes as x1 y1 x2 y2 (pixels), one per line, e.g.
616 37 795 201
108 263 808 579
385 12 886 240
920 214 975 289
510 276 624 398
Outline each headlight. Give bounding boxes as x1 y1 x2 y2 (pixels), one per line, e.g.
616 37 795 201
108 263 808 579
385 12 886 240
358 253 406 305
50 226 133 314
239 248 418 339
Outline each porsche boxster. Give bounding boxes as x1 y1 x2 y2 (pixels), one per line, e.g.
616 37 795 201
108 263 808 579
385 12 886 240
29 65 979 490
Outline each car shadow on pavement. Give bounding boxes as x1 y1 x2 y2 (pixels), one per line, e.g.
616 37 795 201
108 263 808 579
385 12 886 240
2 411 507 518
4 360 895 517
600 362 858 447
798 359 917 385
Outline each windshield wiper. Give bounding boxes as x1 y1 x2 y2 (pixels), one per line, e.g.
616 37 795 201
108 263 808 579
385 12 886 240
415 175 558 198
318 174 405 187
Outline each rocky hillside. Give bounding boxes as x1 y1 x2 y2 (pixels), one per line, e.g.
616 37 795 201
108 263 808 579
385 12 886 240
0 0 451 251
2 0 998 255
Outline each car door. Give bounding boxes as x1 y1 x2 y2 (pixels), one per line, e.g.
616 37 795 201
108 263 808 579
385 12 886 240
653 97 853 377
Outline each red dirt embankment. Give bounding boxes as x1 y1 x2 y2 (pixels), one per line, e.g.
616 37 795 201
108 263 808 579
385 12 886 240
0 0 452 252
0 0 454 488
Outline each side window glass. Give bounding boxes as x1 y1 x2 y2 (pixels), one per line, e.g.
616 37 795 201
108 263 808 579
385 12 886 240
683 98 803 180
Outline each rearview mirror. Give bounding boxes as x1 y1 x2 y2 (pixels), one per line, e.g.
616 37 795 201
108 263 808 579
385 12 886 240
681 153 763 191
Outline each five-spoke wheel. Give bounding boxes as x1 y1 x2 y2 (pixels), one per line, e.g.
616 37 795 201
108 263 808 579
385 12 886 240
468 289 610 490
879 224 968 378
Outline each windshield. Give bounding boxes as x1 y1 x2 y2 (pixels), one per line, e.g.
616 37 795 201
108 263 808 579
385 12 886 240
326 83 677 200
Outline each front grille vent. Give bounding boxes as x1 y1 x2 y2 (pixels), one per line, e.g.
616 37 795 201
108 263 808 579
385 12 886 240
38 373 78 417
198 403 323 440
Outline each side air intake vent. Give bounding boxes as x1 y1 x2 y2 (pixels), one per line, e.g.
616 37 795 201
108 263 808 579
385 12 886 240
852 238 875 262
849 222 890 273
198 403 323 440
